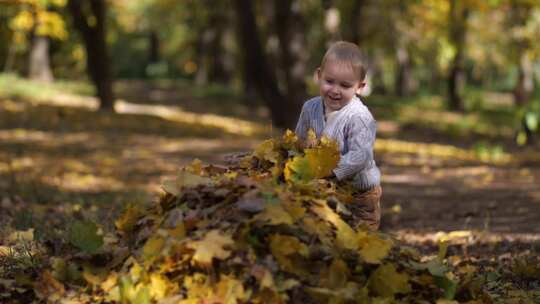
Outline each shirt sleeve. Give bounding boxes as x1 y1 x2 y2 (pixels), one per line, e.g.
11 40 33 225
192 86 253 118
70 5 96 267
333 117 376 180
294 103 309 140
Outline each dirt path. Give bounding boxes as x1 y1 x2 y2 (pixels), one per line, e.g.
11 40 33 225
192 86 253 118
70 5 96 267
380 162 540 234
2 81 539 255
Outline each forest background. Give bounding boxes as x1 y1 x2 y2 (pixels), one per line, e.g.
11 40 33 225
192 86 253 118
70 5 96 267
1 0 540 302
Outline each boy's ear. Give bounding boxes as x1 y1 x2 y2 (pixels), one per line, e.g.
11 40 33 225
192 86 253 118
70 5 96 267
356 81 366 95
314 68 321 82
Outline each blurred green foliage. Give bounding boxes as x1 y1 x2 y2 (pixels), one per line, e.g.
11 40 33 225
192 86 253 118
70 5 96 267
0 0 539 141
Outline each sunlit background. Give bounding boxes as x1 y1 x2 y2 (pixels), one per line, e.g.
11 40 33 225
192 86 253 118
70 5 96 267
1 0 540 263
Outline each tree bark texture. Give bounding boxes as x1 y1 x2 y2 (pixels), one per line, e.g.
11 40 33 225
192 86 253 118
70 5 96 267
342 0 366 44
28 35 53 82
274 0 307 115
67 0 115 111
509 2 534 106
394 0 413 97
195 3 229 85
148 31 160 64
395 44 412 97
447 0 469 112
514 53 534 106
233 0 298 129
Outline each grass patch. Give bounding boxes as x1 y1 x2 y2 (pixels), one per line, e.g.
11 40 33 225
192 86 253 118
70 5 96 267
368 90 521 141
0 73 94 101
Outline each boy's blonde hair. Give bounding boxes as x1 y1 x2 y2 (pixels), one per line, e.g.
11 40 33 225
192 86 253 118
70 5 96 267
321 41 367 82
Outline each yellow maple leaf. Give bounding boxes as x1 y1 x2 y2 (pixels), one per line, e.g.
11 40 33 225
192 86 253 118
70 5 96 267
190 230 234 266
185 158 203 175
305 281 361 302
357 231 393 264
269 234 308 275
301 217 333 247
142 236 165 261
100 272 118 292
282 202 306 222
162 171 212 196
213 275 248 304
167 223 186 239
282 129 299 150
311 200 357 250
284 155 313 182
305 129 318 148
284 136 340 183
254 139 281 164
115 205 143 233
327 259 349 289
253 203 294 226
368 263 411 298
183 273 210 300
8 229 34 243
150 273 176 300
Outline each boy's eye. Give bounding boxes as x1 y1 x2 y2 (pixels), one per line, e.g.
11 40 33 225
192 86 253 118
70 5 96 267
341 83 352 88
325 79 334 84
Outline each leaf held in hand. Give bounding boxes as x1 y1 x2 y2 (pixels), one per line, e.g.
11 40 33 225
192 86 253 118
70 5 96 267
254 139 281 164
284 136 339 183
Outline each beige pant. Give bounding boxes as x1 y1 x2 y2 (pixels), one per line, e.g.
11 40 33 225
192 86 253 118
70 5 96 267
348 186 382 231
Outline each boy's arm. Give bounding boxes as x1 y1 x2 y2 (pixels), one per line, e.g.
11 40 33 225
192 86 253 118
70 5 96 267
332 118 376 180
294 104 309 140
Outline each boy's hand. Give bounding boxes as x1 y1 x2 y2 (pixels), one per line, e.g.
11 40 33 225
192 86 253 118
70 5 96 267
326 171 338 183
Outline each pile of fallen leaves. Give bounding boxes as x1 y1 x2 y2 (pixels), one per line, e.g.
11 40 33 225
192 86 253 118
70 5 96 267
1 131 539 303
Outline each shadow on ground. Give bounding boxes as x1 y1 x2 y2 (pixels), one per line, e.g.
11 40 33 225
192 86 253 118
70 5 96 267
1 83 539 257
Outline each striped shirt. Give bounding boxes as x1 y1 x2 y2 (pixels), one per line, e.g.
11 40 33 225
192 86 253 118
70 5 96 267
295 96 381 191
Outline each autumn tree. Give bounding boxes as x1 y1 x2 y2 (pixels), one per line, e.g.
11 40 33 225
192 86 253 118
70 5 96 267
506 0 540 144
233 0 305 129
340 0 366 45
5 0 67 82
273 0 309 112
507 0 535 106
67 0 114 111
447 0 470 111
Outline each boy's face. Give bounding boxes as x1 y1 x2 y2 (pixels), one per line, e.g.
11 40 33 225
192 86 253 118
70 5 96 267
317 60 365 112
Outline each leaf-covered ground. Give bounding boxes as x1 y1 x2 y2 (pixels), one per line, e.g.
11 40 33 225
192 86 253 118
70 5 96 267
1 78 540 303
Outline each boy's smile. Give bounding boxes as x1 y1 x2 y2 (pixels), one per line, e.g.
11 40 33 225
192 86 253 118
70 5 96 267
318 59 365 112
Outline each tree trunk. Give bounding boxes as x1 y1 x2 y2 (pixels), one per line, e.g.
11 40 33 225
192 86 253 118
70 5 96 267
508 1 535 144
148 30 159 64
4 36 17 72
370 52 387 95
207 7 228 84
514 53 534 106
274 0 307 113
447 0 468 112
195 2 229 85
233 0 297 129
28 35 53 82
509 1 534 106
194 28 210 85
395 44 412 97
342 0 366 44
67 0 114 111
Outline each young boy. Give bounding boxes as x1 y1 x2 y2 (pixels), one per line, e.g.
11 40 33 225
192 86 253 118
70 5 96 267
295 41 381 230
